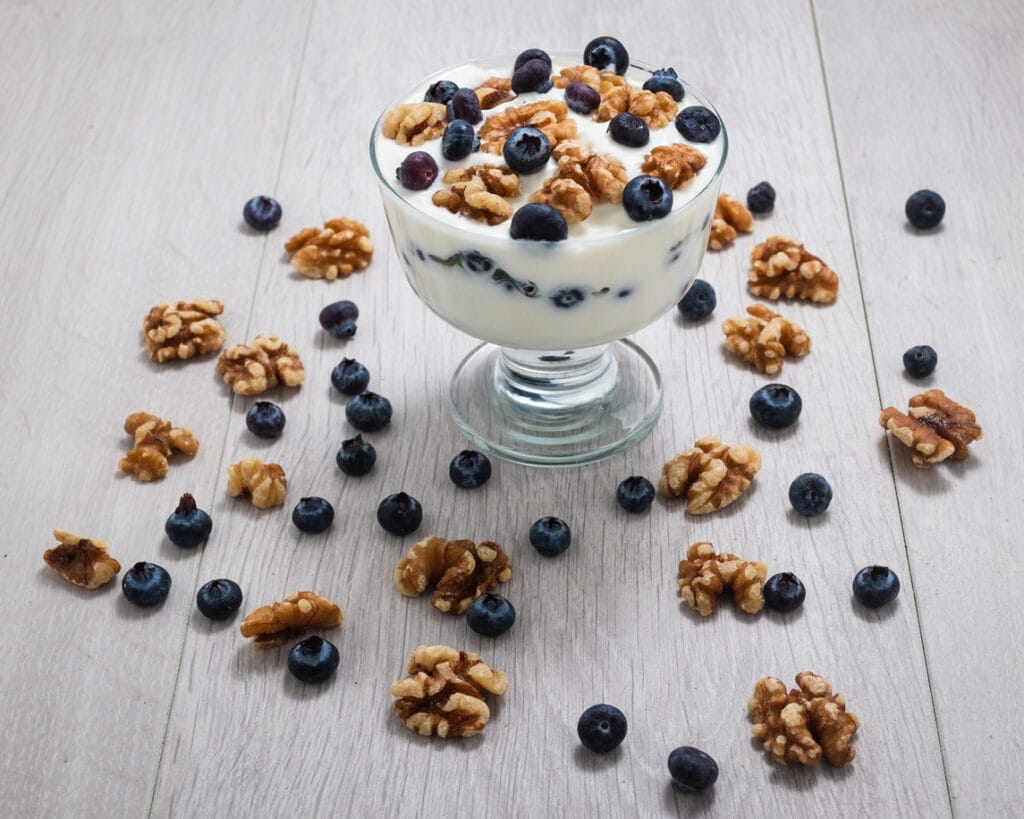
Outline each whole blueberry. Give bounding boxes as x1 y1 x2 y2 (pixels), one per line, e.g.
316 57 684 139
447 87 482 124
903 345 938 378
331 358 371 395
853 565 901 608
623 175 673 221
747 181 776 213
424 79 459 105
749 383 802 429
292 496 334 533
510 203 568 241
449 450 492 489
616 475 655 513
529 516 571 557
377 491 423 536
164 493 212 548
122 562 171 607
246 400 286 438
346 391 393 432
677 279 716 321
577 703 627 753
287 636 340 684
905 189 945 229
675 105 721 143
196 578 243 621
466 592 516 637
564 81 601 115
441 120 479 161
318 299 359 339
396 151 438 191
789 473 833 517
668 746 719 792
242 196 282 231
514 48 552 72
503 127 551 174
608 112 650 148
336 434 377 476
512 58 553 94
583 36 630 75
763 572 807 612
643 68 684 101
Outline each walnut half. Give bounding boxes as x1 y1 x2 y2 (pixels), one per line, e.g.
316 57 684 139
43 530 121 589
659 436 762 514
216 334 305 395
143 299 225 362
721 304 811 375
284 218 374 281
240 591 343 648
748 236 839 303
880 389 982 467
227 456 287 508
678 541 767 616
708 193 753 251
118 411 199 481
395 536 512 614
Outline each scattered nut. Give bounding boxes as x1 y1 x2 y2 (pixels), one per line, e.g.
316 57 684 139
142 299 226 362
240 590 342 648
594 85 678 128
394 535 512 614
216 334 305 395
659 436 762 514
284 218 373 281
118 411 198 481
677 541 767 615
381 102 447 146
708 193 753 250
479 99 577 155
641 144 707 189
880 389 983 467
748 235 839 303
43 529 121 589
721 304 811 374
432 165 521 225
227 456 287 508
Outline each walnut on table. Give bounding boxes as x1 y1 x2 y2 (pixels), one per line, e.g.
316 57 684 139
118 411 199 481
432 164 521 225
641 144 707 189
216 334 305 395
284 218 373 281
380 102 447 146
707 193 753 250
721 303 811 374
391 644 508 738
659 436 762 514
239 591 342 648
43 529 121 589
478 99 577 155
395 536 512 614
594 85 678 128
748 235 839 303
142 299 225 362
677 541 767 616
227 456 287 508
880 389 982 467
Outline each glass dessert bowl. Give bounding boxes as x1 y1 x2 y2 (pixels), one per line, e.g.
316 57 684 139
371 46 727 466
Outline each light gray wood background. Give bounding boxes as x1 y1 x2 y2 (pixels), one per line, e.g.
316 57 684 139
1 1 1020 817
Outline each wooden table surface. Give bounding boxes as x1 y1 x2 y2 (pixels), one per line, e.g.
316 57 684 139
2 1 1021 817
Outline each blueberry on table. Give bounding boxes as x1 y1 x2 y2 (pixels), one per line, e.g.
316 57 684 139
377 491 423 536
746 181 776 213
196 578 243 621
853 565 900 608
336 434 376 476
583 36 630 75
242 195 282 231
510 203 568 241
677 279 716 321
396 151 438 191
763 572 806 612
346 391 393 432
424 79 459 105
512 58 553 94
608 112 649 148
623 175 673 221
514 48 552 71
788 473 832 517
503 126 551 174
577 703 627 753
122 562 171 607
905 189 945 229
246 400 286 438
749 383 802 429
441 120 479 161
675 105 721 143
668 746 719 792
529 516 571 557
564 81 601 115
447 87 482 124
449 450 492 489
643 67 684 102
466 592 516 637
287 636 340 684
616 476 655 513
331 358 371 396
292 497 335 533
903 345 937 378
319 300 359 339
164 493 212 548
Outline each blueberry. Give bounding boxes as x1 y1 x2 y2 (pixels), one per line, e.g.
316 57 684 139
577 704 627 753
643 68 684 101
441 120 479 161
331 358 371 396
122 562 171 607
564 81 601 115
446 87 482 124
503 126 551 174
464 251 494 273
905 189 945 229
668 746 719 793
449 450 492 489
377 491 423 536
287 636 340 684
292 496 334 533
396 151 438 191
512 58 553 94
550 287 585 308
346 391 393 432
529 516 571 557
616 476 655 513
608 112 649 148
675 105 721 143
510 203 568 241
514 48 552 72
749 383 802 429
763 572 806 612
677 279 716 321
747 181 776 214
903 345 937 378
336 434 376 476
318 300 359 339
424 79 459 105
196 578 243 621
788 473 833 517
623 175 673 221
583 36 629 75
243 196 282 231
246 400 286 438
852 565 901 608
466 592 516 637
164 493 212 548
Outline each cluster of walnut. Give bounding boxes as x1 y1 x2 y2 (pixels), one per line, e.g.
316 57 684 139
227 456 287 508
748 236 839 303
678 542 767 616
432 164 521 225
721 304 811 374
659 436 761 514
749 672 860 767
395 536 512 614
391 644 508 738
708 193 753 250
880 389 982 467
240 591 342 648
528 140 627 224
284 218 374 281
595 84 678 128
43 530 121 589
118 411 198 481
142 299 225 362
216 334 305 395
478 98 577 155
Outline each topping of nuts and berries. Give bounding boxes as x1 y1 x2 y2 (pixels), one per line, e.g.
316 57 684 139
240 590 342 648
142 299 226 363
721 304 811 374
707 193 753 250
43 530 121 589
748 235 839 303
284 218 374 281
216 334 305 395
226 456 287 508
879 388 982 467
118 411 199 481
677 541 767 616
394 535 512 614
381 102 447 145
659 436 761 515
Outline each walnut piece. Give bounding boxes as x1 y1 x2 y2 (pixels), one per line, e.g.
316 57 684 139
659 436 762 514
43 529 121 589
216 334 305 395
595 85 678 128
432 165 521 225
227 456 287 508
479 99 577 155
527 140 629 224
721 304 811 374
708 193 753 250
641 144 707 189
880 389 982 467
748 235 839 303
118 411 198 481
391 644 508 738
381 102 447 145
475 77 516 109
749 672 860 767
678 541 767 616
284 218 373 281
240 591 342 648
552 64 602 90
395 536 512 614
143 299 225 363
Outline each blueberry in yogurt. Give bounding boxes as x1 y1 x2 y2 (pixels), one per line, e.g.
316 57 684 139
623 176 673 221
510 203 567 241
675 105 721 143
643 68 684 101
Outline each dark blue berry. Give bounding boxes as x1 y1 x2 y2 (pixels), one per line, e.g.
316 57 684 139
616 475 655 513
643 68 684 101
577 704 627 753
905 189 945 229
608 112 649 148
852 565 901 608
447 88 482 124
122 562 171 607
465 592 516 637
514 49 552 71
318 300 359 339
503 126 551 174
583 36 629 75
424 80 459 105
564 81 601 115
763 572 806 612
331 358 371 396
246 400 286 438
377 491 423 536
668 746 719 792
164 493 212 548
789 473 833 517
441 120 479 161
747 181 776 213
449 450 492 489
243 196 282 231
346 391 392 432
464 251 494 273
677 279 716 321
292 497 334 533
550 287 585 308
510 203 568 241
287 636 340 684
529 516 571 557
196 578 243 620
749 383 802 429
623 175 673 221
396 151 438 190
675 105 721 143
512 58 553 94
903 345 937 377
336 434 376 476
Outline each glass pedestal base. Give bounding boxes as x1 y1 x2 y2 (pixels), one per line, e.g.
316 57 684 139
448 340 662 467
